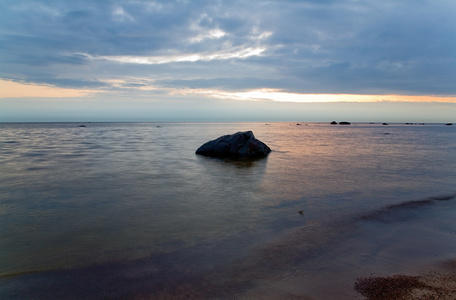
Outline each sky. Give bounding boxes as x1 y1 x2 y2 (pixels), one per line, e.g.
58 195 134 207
1 0 455 122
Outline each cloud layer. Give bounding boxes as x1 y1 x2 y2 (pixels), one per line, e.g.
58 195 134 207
1 0 455 106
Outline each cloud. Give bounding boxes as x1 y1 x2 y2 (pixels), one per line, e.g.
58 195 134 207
189 28 226 43
94 47 266 64
1 0 455 101
112 6 135 22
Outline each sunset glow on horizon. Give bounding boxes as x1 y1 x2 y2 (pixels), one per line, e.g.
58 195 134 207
0 80 99 98
2 80 455 105
198 89 456 104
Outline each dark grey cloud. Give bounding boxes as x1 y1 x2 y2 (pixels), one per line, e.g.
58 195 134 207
157 77 286 91
1 0 455 96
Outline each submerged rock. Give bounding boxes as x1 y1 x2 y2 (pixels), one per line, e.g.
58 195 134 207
339 121 351 125
196 131 271 159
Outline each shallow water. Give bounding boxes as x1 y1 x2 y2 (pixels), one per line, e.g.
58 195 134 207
0 122 455 299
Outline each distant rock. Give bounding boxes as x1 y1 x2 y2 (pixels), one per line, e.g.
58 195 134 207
339 121 351 125
330 121 338 125
196 131 271 159
382 123 389 125
445 123 453 126
78 125 86 127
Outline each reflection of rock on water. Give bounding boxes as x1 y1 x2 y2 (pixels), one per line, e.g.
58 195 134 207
195 130 271 188
195 149 269 198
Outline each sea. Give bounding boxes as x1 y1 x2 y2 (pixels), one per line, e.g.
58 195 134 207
0 122 455 299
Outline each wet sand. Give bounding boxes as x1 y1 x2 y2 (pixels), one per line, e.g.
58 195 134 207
2 243 455 300
355 259 456 300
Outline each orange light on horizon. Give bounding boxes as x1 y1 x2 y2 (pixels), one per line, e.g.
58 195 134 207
1 79 455 104
0 80 98 98
197 88 456 103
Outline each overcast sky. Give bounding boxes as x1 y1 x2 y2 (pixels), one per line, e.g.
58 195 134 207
1 0 455 122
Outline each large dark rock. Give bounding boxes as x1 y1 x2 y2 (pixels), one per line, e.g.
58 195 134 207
196 131 271 159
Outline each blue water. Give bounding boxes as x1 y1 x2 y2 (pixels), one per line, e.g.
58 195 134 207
1 122 455 299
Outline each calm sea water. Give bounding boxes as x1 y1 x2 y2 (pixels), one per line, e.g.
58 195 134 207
1 122 455 299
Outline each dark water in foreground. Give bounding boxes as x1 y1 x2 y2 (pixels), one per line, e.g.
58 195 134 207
1 122 455 299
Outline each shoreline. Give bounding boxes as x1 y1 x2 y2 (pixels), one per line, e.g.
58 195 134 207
354 259 456 300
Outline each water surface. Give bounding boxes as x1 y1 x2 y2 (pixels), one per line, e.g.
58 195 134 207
1 122 455 299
